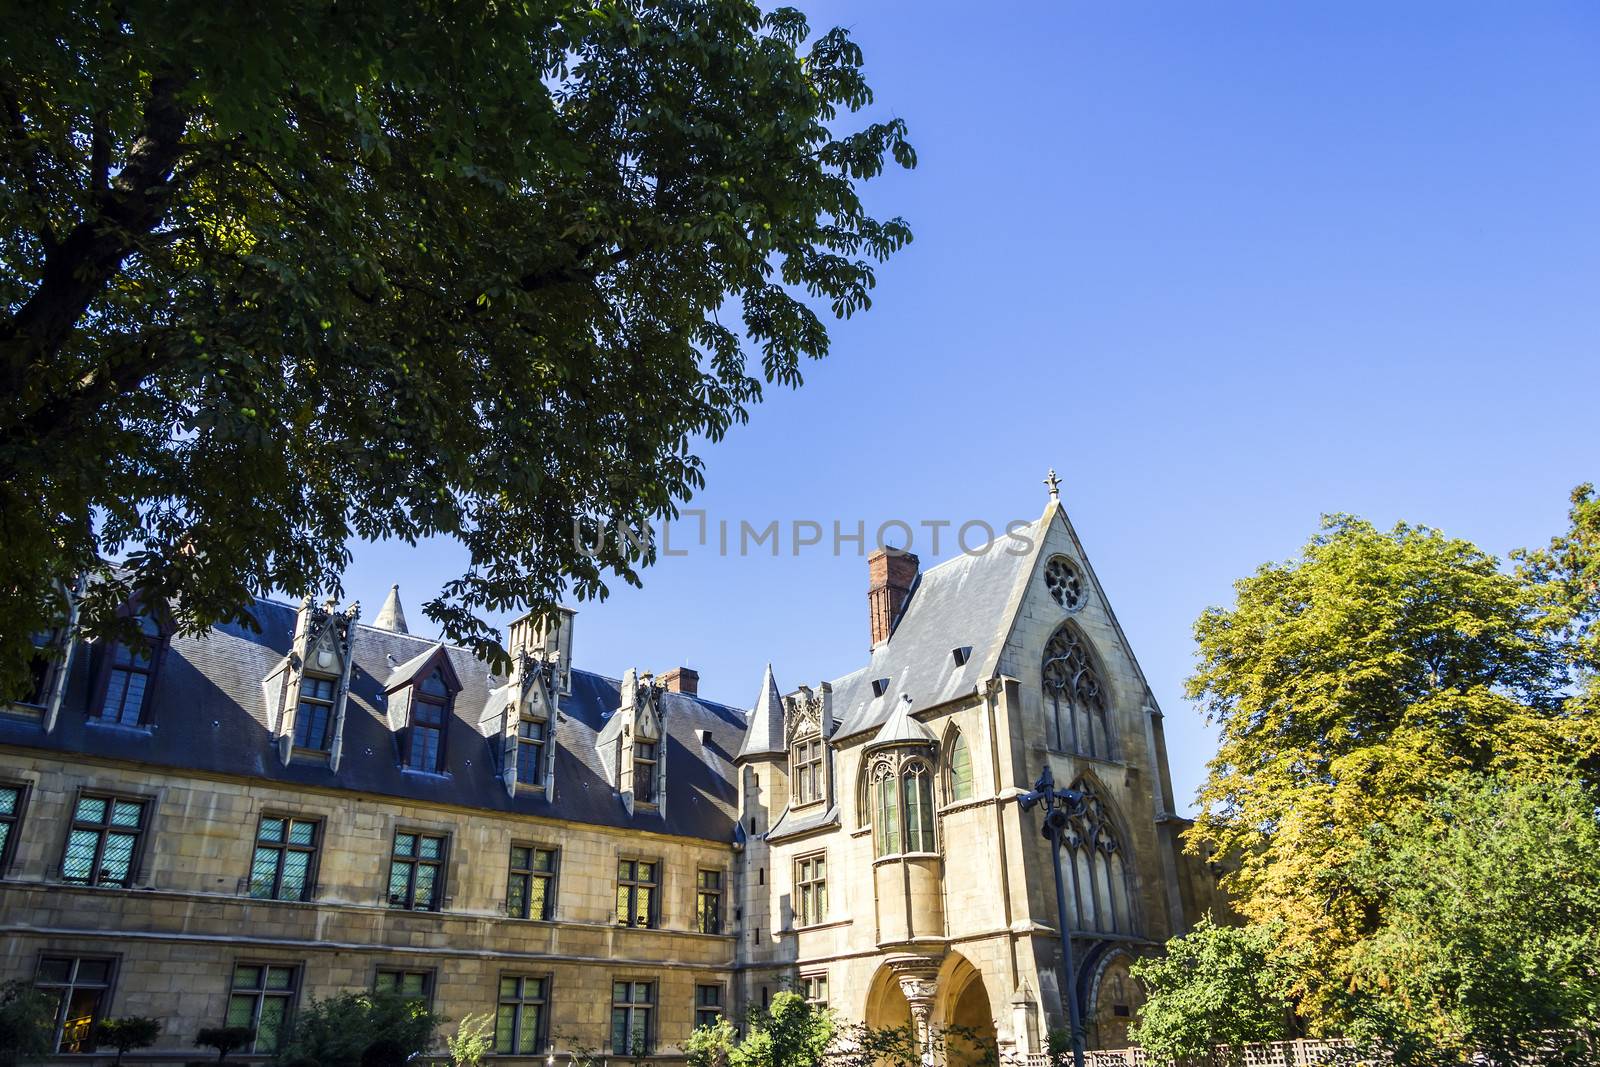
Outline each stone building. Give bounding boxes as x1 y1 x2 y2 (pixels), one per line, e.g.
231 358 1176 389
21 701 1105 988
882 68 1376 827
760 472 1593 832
0 484 1222 1062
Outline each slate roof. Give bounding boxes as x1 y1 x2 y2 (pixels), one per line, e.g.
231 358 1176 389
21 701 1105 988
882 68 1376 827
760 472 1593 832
735 663 786 760
0 597 744 843
827 509 1050 742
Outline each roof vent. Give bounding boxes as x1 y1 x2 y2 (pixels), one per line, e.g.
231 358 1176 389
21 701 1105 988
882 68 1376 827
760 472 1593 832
952 646 972 667
870 678 891 698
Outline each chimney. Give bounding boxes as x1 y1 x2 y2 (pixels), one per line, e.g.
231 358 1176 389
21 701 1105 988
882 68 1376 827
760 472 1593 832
868 548 919 647
660 667 699 696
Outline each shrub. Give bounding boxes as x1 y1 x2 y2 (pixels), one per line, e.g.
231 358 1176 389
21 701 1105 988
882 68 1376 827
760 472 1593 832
270 991 438 1067
195 1026 255 1065
94 1017 164 1066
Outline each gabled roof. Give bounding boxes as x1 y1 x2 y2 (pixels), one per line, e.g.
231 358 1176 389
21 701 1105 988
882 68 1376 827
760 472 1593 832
384 642 450 691
736 663 786 760
830 508 1051 741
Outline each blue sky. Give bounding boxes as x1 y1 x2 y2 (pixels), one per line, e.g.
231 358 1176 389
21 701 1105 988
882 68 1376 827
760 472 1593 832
342 1 1600 814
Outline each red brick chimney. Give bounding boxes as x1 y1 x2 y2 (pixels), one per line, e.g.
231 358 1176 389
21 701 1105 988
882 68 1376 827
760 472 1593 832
868 548 919 647
660 667 699 696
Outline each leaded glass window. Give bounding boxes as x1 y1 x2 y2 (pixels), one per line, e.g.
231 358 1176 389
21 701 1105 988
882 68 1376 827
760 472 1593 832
406 670 449 773
0 784 23 870
496 975 548 1055
1043 623 1113 759
508 845 556 920
696 869 722 934
61 794 145 886
249 816 318 901
388 831 446 910
795 853 827 926
516 716 547 786
615 859 657 927
947 731 974 801
375 969 432 1004
610 981 653 1055
97 615 161 725
226 964 297 1053
293 676 335 750
1062 777 1136 936
694 984 723 1029
902 762 935 853
36 956 112 1053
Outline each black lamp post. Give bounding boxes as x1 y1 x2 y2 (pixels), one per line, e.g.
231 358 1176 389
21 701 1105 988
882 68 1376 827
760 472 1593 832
1015 764 1088 1067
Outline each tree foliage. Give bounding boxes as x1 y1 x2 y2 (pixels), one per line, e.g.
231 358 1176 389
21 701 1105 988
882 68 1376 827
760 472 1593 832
93 1016 164 1066
1129 916 1289 1063
1518 483 1600 714
270 991 439 1067
445 1012 495 1067
1334 774 1600 1066
1178 494 1600 1059
0 980 55 1067
194 1026 254 1065
0 0 914 694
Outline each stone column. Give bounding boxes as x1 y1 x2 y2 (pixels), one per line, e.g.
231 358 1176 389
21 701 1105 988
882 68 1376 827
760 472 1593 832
891 959 941 1067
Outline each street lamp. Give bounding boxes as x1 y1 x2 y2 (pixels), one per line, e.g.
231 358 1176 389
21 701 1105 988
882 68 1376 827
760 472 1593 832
1014 764 1087 1067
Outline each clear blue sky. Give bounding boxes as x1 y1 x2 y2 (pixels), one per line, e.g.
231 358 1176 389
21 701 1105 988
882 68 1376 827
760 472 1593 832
340 1 1600 815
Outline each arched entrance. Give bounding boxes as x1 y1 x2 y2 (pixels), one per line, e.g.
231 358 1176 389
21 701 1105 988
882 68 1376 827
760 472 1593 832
938 956 998 1067
1086 951 1144 1050
864 963 914 1033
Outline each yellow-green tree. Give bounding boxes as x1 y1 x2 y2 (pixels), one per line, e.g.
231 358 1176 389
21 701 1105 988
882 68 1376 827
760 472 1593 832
1184 508 1599 1032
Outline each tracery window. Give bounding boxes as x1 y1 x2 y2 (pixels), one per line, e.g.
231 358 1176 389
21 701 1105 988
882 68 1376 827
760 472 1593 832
1062 777 1136 936
868 753 937 857
1044 555 1086 611
1042 623 1114 759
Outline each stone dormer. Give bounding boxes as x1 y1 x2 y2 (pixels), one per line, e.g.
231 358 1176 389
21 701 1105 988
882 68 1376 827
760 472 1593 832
497 649 559 798
784 682 834 810
265 597 360 771
598 668 666 816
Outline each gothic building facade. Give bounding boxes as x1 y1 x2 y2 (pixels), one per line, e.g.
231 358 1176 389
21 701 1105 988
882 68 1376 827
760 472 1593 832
0 488 1221 1062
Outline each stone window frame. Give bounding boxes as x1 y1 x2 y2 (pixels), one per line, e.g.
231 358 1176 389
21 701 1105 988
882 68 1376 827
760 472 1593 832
56 787 155 888
1041 620 1118 762
507 841 559 921
225 959 301 1055
373 964 437 1008
610 978 656 1056
633 738 660 805
694 982 725 1029
793 851 828 928
695 867 724 935
801 971 829 1009
292 673 338 753
515 705 549 791
864 749 939 859
0 779 32 876
495 972 552 1055
790 734 825 808
386 827 450 911
34 952 119 1054
89 608 168 729
1043 554 1088 613
246 812 322 902
1062 773 1140 937
615 856 660 929
942 725 974 804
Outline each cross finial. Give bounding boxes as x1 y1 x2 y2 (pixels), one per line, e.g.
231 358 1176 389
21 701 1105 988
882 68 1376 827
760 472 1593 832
1043 468 1061 501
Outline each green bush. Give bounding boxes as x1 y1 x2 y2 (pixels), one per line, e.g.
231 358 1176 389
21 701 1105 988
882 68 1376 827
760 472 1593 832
270 991 439 1067
0 980 55 1067
194 1026 255 1065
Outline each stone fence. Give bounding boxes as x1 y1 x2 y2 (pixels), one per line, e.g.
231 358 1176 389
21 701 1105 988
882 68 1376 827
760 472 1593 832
1015 1039 1376 1067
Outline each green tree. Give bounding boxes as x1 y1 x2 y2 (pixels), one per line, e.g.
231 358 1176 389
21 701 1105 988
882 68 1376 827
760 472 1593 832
1129 917 1289 1064
0 0 914 695
1185 513 1598 1023
1334 774 1600 1066
194 1026 254 1065
0 980 55 1067
92 1016 163 1066
270 991 438 1067
1518 483 1600 716
446 1012 495 1067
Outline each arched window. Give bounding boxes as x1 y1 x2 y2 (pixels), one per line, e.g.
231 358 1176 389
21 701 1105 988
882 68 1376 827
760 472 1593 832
97 614 163 726
1062 777 1136 936
945 730 973 802
868 753 937 857
1042 623 1113 759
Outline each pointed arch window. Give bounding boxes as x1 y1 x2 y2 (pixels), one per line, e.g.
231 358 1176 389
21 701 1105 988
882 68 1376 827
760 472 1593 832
406 669 451 773
868 753 937 858
945 730 973 802
96 614 163 726
1043 623 1114 760
1063 777 1136 936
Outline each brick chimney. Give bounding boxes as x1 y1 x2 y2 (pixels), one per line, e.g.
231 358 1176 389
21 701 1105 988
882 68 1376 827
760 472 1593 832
868 548 919 648
660 667 699 696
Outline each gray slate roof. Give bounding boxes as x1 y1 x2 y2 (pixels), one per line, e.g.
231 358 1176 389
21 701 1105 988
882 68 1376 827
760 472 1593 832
735 663 786 760
0 597 743 843
826 510 1049 742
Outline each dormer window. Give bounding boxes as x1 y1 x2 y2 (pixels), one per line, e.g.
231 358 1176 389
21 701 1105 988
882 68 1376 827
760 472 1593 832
516 714 547 788
792 735 824 806
406 669 451 773
634 741 658 803
96 614 162 726
293 676 336 751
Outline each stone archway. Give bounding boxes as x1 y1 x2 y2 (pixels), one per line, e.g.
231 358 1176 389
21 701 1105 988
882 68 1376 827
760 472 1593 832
1086 951 1145 1050
938 955 998 1067
864 962 915 1033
